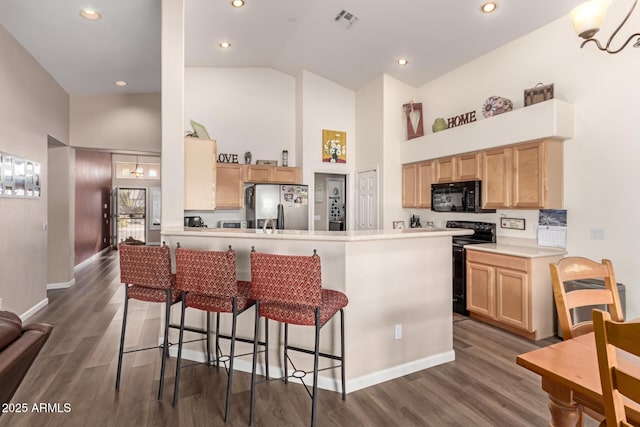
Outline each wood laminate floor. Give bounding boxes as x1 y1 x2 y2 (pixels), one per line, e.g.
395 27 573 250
0 250 596 427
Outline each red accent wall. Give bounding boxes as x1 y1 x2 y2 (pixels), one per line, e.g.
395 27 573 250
75 150 112 265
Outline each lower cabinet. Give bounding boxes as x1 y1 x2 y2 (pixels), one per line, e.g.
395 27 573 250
466 249 563 340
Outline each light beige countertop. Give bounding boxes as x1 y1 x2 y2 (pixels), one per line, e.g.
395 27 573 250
465 242 567 258
162 226 473 242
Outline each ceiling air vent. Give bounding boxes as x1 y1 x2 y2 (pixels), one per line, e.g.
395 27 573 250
334 10 359 28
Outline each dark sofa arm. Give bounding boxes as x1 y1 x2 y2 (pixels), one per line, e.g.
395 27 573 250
0 319 52 407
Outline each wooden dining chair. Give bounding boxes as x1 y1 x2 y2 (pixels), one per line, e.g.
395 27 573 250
549 257 624 340
249 249 348 427
593 309 640 427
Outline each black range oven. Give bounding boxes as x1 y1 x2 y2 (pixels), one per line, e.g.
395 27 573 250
446 220 496 315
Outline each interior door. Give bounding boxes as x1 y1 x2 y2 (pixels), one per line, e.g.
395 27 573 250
356 169 377 230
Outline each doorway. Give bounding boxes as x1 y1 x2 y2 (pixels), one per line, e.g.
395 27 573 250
113 187 147 244
313 173 346 231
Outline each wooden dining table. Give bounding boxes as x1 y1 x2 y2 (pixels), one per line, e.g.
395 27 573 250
517 330 640 426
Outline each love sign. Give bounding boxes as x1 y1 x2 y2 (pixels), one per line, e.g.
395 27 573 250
217 153 239 163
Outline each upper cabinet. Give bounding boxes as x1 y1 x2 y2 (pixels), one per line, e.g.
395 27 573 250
215 164 302 210
435 153 482 183
216 163 245 210
246 165 301 184
482 139 563 209
184 136 217 210
402 160 434 208
402 138 564 211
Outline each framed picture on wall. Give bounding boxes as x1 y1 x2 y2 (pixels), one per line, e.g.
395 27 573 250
322 129 346 163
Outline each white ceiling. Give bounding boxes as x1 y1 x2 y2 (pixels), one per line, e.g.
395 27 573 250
0 0 584 96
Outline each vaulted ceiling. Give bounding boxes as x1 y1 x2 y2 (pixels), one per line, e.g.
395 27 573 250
0 0 584 96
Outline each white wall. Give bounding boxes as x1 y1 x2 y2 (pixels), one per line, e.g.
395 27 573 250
0 24 69 316
402 4 640 318
185 67 296 167
381 75 418 230
299 70 356 230
70 94 161 153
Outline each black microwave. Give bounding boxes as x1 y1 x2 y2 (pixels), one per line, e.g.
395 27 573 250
431 180 495 213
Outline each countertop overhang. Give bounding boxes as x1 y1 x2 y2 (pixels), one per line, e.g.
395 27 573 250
162 227 474 242
465 242 567 258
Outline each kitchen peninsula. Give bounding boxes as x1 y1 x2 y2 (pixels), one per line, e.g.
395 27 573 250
161 227 472 393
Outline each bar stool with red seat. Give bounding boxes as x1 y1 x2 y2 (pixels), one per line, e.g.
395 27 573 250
116 242 181 401
172 245 257 422
249 249 348 427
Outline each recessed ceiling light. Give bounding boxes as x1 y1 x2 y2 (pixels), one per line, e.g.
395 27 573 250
79 9 101 21
481 2 497 13
397 58 408 66
231 0 245 8
219 41 231 48
114 81 128 87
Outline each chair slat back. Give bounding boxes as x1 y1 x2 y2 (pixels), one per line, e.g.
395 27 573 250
550 257 624 340
175 247 237 297
250 252 322 307
593 309 640 427
119 244 173 289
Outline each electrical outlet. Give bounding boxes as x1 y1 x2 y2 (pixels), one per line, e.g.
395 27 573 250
394 324 402 340
590 228 605 240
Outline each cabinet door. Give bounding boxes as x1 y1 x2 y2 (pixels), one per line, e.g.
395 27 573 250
402 163 418 208
247 165 272 182
184 137 216 210
435 157 456 183
216 163 245 209
512 141 545 209
457 153 482 181
467 262 496 317
272 167 301 184
482 147 511 209
417 161 434 208
496 268 530 330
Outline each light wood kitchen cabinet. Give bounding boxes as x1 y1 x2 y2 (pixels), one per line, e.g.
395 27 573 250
481 147 511 209
482 139 563 209
434 153 482 183
215 163 245 209
402 161 434 208
184 136 217 210
246 165 301 184
417 161 434 208
402 163 418 208
272 167 301 184
466 249 563 340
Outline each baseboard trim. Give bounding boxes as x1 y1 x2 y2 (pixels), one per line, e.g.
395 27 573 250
20 298 49 321
166 342 454 394
47 278 76 290
74 246 112 272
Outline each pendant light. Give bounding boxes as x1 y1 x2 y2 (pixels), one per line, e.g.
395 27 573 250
131 155 144 177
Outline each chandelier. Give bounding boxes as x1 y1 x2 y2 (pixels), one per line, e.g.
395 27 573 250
570 0 640 54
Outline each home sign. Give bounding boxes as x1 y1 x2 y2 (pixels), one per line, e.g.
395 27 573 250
447 111 477 129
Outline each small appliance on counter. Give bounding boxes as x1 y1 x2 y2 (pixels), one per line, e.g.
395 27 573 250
218 220 247 229
184 216 207 228
246 184 309 230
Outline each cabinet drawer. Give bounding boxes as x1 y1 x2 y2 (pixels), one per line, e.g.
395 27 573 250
466 250 528 271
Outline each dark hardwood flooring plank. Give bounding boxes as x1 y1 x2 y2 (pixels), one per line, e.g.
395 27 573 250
1 249 600 427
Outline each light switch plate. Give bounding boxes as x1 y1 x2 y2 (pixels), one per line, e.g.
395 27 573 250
501 217 526 230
